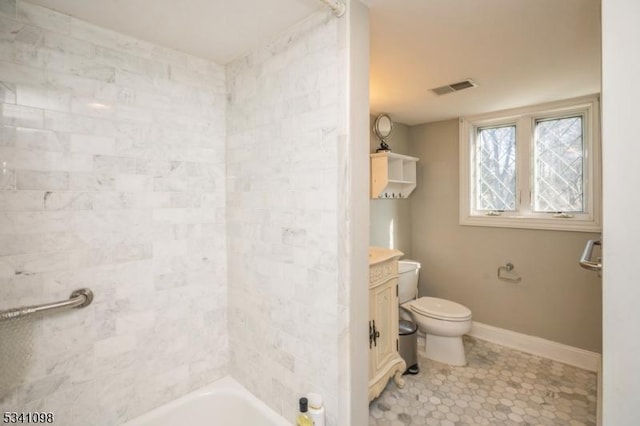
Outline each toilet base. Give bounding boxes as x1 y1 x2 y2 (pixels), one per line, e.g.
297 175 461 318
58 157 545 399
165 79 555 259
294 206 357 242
425 334 466 366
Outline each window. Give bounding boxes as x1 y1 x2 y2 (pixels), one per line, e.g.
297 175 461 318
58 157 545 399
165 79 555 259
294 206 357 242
460 95 601 232
475 125 517 212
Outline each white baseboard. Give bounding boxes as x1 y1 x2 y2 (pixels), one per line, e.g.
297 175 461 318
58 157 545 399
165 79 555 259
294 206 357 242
469 321 601 372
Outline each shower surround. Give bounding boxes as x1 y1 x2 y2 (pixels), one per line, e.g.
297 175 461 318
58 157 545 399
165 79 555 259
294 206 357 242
0 1 364 425
0 1 224 424
227 11 344 425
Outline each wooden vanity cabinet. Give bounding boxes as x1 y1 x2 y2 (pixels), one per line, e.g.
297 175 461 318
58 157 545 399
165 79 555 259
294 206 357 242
368 247 406 401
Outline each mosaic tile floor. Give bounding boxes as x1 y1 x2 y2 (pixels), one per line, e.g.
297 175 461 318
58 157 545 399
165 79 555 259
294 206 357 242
369 336 597 426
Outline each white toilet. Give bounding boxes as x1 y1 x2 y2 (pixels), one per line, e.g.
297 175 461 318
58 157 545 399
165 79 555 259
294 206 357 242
398 260 472 366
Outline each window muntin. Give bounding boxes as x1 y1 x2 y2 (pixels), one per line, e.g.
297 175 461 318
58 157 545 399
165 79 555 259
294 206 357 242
475 125 517 211
533 115 584 213
459 96 600 232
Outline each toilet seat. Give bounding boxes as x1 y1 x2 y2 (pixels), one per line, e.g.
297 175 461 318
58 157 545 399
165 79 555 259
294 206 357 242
410 297 472 322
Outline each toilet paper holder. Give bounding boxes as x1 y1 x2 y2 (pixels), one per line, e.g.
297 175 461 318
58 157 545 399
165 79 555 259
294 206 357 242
498 262 521 282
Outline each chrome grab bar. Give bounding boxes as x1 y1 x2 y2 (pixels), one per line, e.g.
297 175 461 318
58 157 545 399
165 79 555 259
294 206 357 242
579 239 602 272
0 288 93 322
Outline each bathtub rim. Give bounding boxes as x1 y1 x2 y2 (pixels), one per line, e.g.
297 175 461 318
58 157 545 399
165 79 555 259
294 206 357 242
122 375 290 426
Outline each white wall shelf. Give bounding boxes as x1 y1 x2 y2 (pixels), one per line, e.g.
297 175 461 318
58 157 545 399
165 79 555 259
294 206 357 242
370 152 419 199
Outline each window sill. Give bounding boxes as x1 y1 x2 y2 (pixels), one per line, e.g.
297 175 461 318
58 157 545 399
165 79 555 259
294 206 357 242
459 214 602 233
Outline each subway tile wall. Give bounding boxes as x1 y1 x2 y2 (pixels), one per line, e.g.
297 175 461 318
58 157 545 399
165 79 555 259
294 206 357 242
0 1 228 425
226 11 343 426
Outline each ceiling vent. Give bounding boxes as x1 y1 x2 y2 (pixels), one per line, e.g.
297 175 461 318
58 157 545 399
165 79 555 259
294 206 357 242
431 79 477 96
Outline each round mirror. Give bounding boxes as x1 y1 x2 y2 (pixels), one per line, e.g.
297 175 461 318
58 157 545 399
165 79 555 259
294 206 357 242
374 114 393 140
374 114 393 152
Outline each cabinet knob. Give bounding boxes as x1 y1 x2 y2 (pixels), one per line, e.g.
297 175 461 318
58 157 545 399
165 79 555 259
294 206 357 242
371 320 380 347
369 321 375 349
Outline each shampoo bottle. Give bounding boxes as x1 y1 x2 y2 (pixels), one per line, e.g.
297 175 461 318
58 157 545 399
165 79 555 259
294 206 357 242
296 397 313 426
307 393 325 426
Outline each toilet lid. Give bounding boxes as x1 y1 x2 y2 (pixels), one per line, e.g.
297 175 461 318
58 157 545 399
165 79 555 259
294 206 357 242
411 297 472 321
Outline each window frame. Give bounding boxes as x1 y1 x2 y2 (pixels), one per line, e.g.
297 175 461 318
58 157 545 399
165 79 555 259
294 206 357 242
459 95 601 232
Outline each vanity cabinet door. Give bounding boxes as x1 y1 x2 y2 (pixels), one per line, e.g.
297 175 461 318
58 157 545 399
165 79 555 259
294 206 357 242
368 289 376 380
368 251 405 402
370 278 398 372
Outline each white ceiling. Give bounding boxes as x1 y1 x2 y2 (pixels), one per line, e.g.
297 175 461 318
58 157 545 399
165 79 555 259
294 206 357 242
28 0 323 64
368 0 601 125
29 0 602 126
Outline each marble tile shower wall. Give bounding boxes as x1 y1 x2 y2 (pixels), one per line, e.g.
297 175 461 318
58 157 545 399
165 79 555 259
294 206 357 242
226 11 342 426
0 1 228 425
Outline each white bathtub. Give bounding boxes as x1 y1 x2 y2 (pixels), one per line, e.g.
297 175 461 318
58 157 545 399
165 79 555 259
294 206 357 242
123 376 291 426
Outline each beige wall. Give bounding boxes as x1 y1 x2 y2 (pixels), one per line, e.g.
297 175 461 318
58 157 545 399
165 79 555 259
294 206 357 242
408 119 602 353
369 116 412 257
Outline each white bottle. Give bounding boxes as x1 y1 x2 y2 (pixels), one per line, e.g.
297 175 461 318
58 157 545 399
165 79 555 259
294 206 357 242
306 393 325 426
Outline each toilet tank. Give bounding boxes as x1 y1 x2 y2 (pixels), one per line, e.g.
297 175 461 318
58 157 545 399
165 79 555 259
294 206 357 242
398 260 421 304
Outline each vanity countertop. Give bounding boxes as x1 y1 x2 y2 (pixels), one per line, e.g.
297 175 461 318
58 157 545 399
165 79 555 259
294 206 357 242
369 247 404 265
